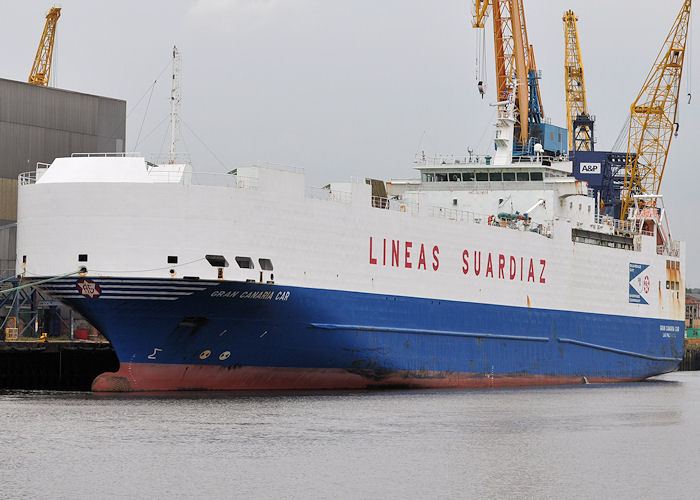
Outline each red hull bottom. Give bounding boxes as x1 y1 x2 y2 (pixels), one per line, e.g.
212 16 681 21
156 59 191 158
91 362 646 392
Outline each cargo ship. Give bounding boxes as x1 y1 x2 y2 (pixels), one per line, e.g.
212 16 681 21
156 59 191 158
15 90 685 391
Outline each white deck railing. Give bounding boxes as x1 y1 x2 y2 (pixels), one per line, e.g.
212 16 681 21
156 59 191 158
415 153 563 166
306 187 352 204
19 166 259 190
367 195 553 238
593 214 638 234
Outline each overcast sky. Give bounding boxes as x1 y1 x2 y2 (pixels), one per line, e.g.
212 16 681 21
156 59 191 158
2 0 699 283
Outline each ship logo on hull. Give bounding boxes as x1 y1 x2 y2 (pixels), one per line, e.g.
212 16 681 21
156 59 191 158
76 279 101 298
629 263 650 305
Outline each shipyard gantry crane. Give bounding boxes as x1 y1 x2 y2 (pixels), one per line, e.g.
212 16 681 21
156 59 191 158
472 0 563 154
563 10 594 152
28 7 61 86
621 0 691 219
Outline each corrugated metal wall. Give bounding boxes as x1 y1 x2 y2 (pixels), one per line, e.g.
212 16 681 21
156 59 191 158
0 78 126 180
0 78 126 269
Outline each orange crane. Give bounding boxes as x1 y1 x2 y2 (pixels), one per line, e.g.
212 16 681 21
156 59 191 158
621 0 691 219
28 7 61 86
472 0 549 150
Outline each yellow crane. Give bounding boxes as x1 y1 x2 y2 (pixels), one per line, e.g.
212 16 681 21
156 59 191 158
28 7 61 86
563 10 593 152
621 0 691 219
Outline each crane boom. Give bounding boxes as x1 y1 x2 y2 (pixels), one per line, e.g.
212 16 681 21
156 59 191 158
563 10 593 152
621 0 691 219
28 7 61 86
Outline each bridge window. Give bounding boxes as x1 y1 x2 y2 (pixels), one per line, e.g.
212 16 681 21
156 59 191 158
476 172 488 181
502 172 515 181
463 172 474 181
517 172 530 181
435 173 448 182
530 172 543 181
489 172 502 181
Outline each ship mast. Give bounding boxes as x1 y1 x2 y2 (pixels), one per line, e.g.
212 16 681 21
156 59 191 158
169 45 181 164
491 83 516 166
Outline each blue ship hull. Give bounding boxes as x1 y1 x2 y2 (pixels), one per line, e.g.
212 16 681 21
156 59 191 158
41 277 684 391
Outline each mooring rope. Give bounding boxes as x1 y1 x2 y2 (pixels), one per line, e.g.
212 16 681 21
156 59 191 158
0 269 85 295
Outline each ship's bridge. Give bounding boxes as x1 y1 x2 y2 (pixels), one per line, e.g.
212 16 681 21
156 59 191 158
385 152 587 233
413 153 572 185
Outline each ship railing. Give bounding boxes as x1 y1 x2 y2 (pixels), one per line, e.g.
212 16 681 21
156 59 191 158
658 242 681 257
71 152 197 165
593 214 638 234
230 161 305 174
193 173 258 189
671 240 681 257
18 171 37 186
431 206 482 223
511 155 560 164
71 152 145 158
367 195 554 236
429 205 554 237
414 154 485 166
18 168 260 190
414 153 567 169
306 187 352 204
376 197 420 215
142 169 260 189
18 163 50 185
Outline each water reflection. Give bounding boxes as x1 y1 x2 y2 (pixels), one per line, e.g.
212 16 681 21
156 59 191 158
0 372 698 499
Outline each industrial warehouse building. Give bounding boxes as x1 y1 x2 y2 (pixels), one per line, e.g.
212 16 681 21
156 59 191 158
0 78 126 274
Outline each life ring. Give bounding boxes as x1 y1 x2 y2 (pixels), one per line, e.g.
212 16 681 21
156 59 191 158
488 215 494 225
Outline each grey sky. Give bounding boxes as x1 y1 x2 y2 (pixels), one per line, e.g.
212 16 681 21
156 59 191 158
3 0 699 283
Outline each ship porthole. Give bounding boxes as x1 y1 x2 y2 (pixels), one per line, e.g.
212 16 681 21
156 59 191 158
219 351 231 361
199 350 211 360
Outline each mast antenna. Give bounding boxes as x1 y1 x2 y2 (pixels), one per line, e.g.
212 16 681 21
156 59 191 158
169 45 181 164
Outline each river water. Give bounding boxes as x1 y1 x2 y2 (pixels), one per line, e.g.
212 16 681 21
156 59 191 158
1 371 699 499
